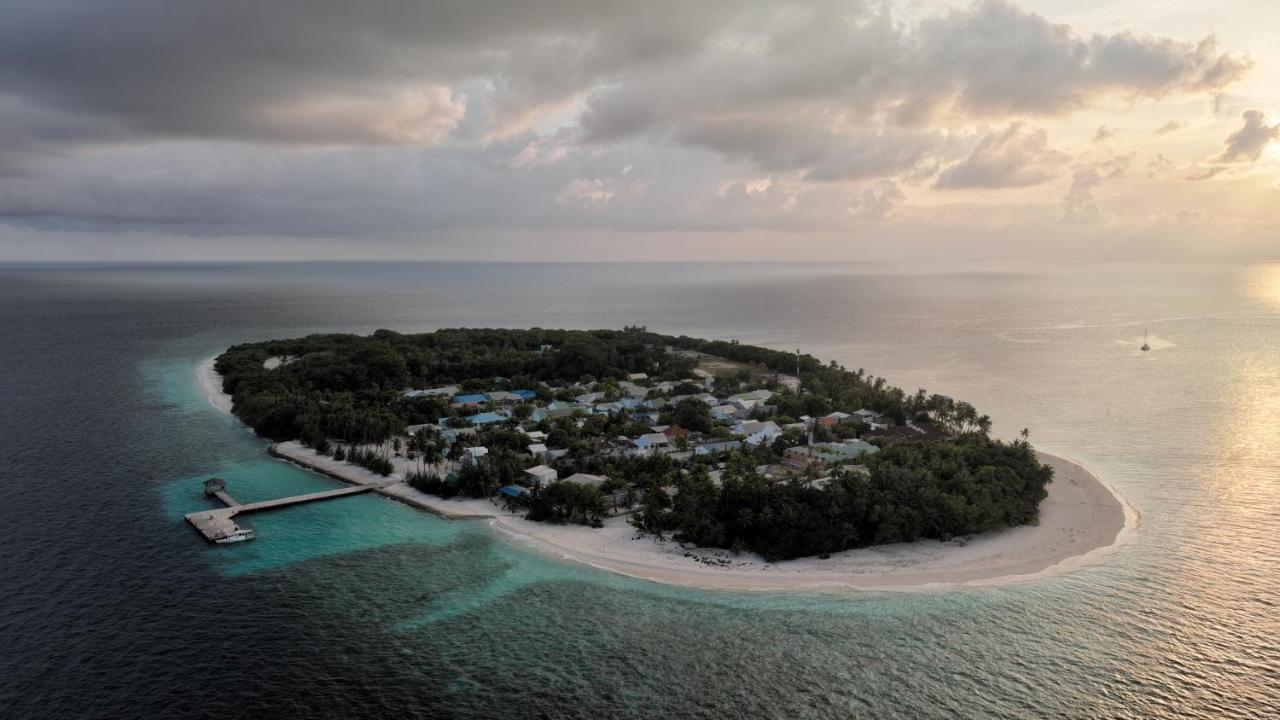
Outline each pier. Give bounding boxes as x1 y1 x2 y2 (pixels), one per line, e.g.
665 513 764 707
185 477 396 544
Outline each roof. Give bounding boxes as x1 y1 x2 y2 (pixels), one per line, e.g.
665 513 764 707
498 485 528 498
453 394 488 405
485 391 519 402
512 389 538 400
635 432 670 446
731 389 774 402
468 412 507 426
734 420 780 435
527 443 548 453
524 464 558 481
695 440 742 454
562 472 609 488
790 440 879 463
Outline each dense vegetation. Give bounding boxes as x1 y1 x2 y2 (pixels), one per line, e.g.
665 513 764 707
637 435 1050 560
217 327 1051 559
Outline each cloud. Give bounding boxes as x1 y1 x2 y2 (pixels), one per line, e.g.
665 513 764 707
1215 110 1279 162
1093 125 1116 143
1061 168 1103 223
1147 154 1174 178
0 0 1256 238
1154 120 1186 136
935 124 1066 189
1188 110 1279 180
847 181 905 221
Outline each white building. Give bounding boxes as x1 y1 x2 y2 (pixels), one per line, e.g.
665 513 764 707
732 420 783 446
523 464 558 487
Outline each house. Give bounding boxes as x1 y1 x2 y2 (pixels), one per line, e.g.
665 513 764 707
439 427 476 444
462 446 488 464
527 442 548 460
692 368 714 387
662 425 692 440
544 448 571 462
545 401 586 419
732 420 782 445
632 432 671 454
694 440 743 456
819 411 851 427
730 389 774 403
783 440 879 468
852 408 880 424
575 391 605 404
498 485 529 500
522 430 548 443
627 372 648 381
403 385 459 399
467 411 507 427
522 464 558 487
485 390 521 406
561 472 609 488
511 389 539 401
710 404 740 421
451 393 488 408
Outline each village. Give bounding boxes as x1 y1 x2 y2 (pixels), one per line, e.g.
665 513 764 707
394 348 947 516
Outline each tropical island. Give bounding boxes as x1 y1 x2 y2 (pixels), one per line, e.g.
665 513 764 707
201 327 1130 590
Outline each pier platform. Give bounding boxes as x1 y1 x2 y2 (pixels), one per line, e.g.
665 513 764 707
185 480 399 543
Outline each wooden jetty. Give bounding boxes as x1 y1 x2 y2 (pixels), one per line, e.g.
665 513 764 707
185 477 391 544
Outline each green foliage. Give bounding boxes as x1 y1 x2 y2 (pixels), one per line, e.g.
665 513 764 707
635 436 1051 561
672 397 713 433
526 481 607 526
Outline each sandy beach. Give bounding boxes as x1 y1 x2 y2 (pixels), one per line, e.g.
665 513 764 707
197 356 1136 591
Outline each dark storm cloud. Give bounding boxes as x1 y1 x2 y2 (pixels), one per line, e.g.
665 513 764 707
0 0 732 148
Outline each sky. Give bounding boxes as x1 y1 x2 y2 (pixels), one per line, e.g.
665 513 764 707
1 0 1277 262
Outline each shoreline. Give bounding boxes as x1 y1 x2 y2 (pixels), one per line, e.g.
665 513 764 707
196 355 1136 592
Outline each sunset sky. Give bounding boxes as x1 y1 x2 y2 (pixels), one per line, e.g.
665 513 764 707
2 0 1277 261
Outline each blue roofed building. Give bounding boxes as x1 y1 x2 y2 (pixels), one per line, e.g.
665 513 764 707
468 411 508 426
512 389 538 400
452 393 489 407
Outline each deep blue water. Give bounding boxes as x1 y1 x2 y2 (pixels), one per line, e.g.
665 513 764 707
1 262 1276 718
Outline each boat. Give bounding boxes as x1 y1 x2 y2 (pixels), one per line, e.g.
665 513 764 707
214 527 255 543
1140 329 1151 352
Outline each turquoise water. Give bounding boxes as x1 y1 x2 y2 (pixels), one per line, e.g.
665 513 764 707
2 262 1275 718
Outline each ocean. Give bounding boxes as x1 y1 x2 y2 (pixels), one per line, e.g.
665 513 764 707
1 261 1275 719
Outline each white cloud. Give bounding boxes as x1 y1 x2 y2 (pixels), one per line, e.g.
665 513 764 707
935 124 1066 189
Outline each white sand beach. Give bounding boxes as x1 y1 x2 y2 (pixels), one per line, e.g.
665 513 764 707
197 357 1136 591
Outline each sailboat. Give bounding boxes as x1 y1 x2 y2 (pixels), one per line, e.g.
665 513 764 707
1140 329 1151 352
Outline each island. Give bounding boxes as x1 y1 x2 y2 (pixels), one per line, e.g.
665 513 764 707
198 327 1131 590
